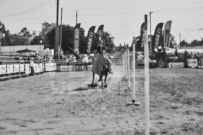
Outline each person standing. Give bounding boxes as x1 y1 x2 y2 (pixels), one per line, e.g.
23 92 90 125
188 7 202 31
30 57 35 76
82 54 89 71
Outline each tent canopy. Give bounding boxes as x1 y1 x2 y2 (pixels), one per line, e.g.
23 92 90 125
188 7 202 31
16 49 36 53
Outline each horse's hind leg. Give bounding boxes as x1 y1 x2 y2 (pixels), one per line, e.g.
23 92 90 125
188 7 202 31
104 73 108 87
98 74 102 82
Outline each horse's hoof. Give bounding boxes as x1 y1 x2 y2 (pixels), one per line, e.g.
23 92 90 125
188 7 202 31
88 84 97 88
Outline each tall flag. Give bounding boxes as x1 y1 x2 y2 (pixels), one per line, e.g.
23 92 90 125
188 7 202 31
97 25 104 47
152 23 164 54
163 21 172 51
140 22 146 48
74 23 81 52
87 26 96 53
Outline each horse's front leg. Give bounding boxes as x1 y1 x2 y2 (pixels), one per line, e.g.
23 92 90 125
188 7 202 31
104 72 108 87
92 71 95 85
101 75 104 88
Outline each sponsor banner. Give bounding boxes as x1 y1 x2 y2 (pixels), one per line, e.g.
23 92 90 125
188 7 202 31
39 63 43 72
168 62 184 68
58 65 69 71
7 65 13 74
25 64 30 74
34 64 39 73
42 63 45 72
0 65 7 74
152 23 164 54
97 25 104 39
13 64 19 73
74 23 81 52
187 59 198 68
163 21 172 51
20 64 25 72
140 22 145 48
45 63 57 71
87 26 96 53
200 57 203 66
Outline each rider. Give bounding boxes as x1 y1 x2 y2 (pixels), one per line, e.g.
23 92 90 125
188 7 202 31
94 46 113 74
101 46 113 74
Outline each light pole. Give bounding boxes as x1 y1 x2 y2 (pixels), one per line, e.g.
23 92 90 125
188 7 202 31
55 0 59 59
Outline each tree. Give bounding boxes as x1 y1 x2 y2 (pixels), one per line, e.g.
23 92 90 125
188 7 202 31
30 35 43 45
190 39 201 46
19 27 31 37
200 38 203 45
0 22 12 46
46 25 88 55
10 34 28 45
180 40 189 47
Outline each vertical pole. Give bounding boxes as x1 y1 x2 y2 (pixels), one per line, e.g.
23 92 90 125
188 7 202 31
122 53 125 77
149 12 153 55
132 39 136 102
144 15 150 135
127 48 131 90
60 8 63 48
76 10 78 25
125 51 127 79
179 33 181 48
124 52 126 79
59 8 63 61
55 0 59 59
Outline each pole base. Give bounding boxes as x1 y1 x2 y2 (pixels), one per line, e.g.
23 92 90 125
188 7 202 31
126 100 141 106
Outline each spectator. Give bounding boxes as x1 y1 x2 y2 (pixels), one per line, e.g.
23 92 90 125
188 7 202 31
30 57 35 76
82 54 89 71
89 53 94 64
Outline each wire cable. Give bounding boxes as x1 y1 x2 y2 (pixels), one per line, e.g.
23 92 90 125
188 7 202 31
3 0 54 18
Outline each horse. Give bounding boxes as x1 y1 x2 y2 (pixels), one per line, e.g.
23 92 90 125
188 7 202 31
90 54 110 88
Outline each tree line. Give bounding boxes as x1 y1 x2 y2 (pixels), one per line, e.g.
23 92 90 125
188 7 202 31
0 21 115 54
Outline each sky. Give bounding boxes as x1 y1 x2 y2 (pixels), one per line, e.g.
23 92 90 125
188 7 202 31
0 0 202 46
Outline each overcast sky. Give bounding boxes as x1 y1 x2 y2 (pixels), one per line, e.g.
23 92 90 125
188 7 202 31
0 0 202 46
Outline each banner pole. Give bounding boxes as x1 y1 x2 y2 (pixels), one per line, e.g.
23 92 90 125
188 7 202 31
144 15 150 135
127 48 131 90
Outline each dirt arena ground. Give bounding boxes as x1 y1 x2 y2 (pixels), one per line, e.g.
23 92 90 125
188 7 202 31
0 65 203 135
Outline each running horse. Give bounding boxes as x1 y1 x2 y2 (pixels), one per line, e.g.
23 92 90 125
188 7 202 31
91 47 110 88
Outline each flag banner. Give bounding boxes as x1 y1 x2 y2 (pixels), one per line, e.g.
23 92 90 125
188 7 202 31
139 22 146 48
97 25 104 46
87 26 96 53
74 23 81 52
163 21 172 51
152 23 164 54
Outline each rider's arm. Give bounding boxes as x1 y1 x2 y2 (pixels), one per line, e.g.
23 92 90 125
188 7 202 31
104 55 112 64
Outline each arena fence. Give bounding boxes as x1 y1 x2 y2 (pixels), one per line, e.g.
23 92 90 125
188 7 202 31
0 62 44 81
